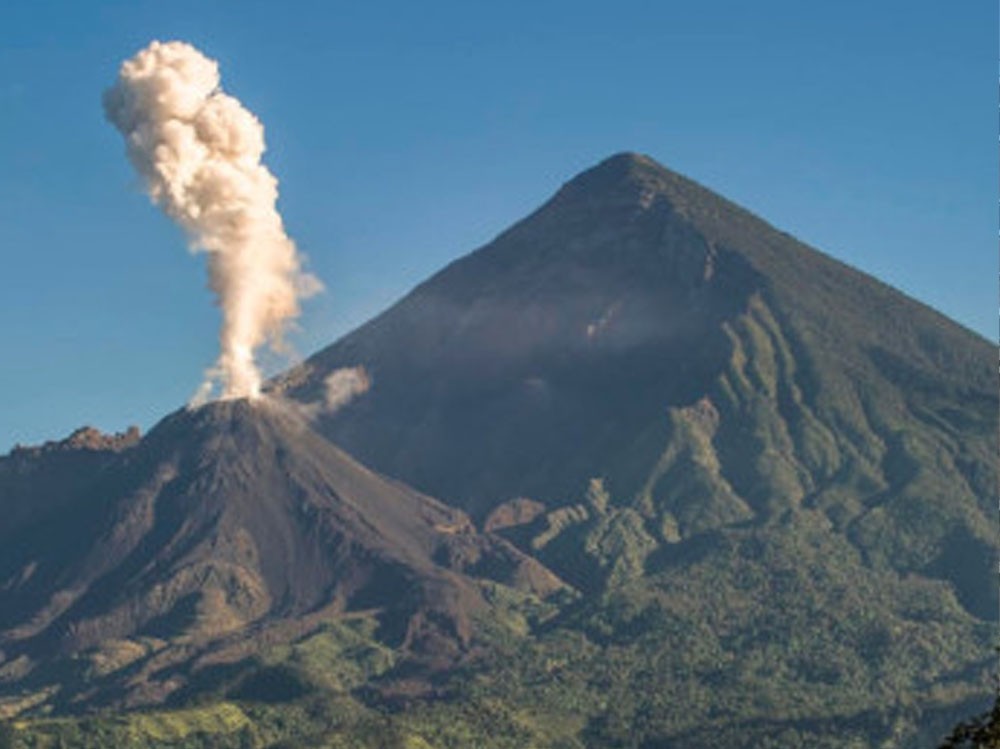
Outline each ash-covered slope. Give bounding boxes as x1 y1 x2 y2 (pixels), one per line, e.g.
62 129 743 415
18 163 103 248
0 399 559 712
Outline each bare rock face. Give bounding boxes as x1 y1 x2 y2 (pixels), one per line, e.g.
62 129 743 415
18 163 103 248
11 425 141 457
483 498 547 533
62 425 142 452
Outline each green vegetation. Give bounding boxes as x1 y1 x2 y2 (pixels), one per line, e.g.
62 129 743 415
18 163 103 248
5 484 992 748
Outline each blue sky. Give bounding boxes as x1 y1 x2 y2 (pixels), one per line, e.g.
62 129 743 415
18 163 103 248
0 1 995 449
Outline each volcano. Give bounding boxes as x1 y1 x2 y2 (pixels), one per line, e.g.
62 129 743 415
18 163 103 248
280 152 995 618
2 153 995 747
273 153 996 745
0 399 559 712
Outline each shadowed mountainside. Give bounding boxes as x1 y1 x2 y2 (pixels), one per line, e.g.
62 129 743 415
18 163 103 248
279 152 996 622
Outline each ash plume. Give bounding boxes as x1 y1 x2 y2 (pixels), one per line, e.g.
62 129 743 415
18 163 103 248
104 40 321 402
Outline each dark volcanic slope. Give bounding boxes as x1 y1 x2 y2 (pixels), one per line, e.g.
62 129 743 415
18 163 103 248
0 399 558 711
282 153 992 518
260 153 997 746
279 154 760 518
279 153 995 607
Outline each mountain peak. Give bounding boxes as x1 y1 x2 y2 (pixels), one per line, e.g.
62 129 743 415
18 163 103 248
159 396 289 437
551 151 676 207
547 152 722 220
574 151 666 184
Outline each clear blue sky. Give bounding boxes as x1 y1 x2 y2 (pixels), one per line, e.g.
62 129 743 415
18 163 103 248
0 1 995 450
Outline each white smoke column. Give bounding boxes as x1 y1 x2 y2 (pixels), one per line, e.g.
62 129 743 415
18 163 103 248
103 40 321 402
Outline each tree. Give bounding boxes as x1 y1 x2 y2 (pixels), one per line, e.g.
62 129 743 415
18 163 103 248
939 694 1000 748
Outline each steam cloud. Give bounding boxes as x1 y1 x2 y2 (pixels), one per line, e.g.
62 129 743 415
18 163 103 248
323 367 370 413
104 40 321 402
